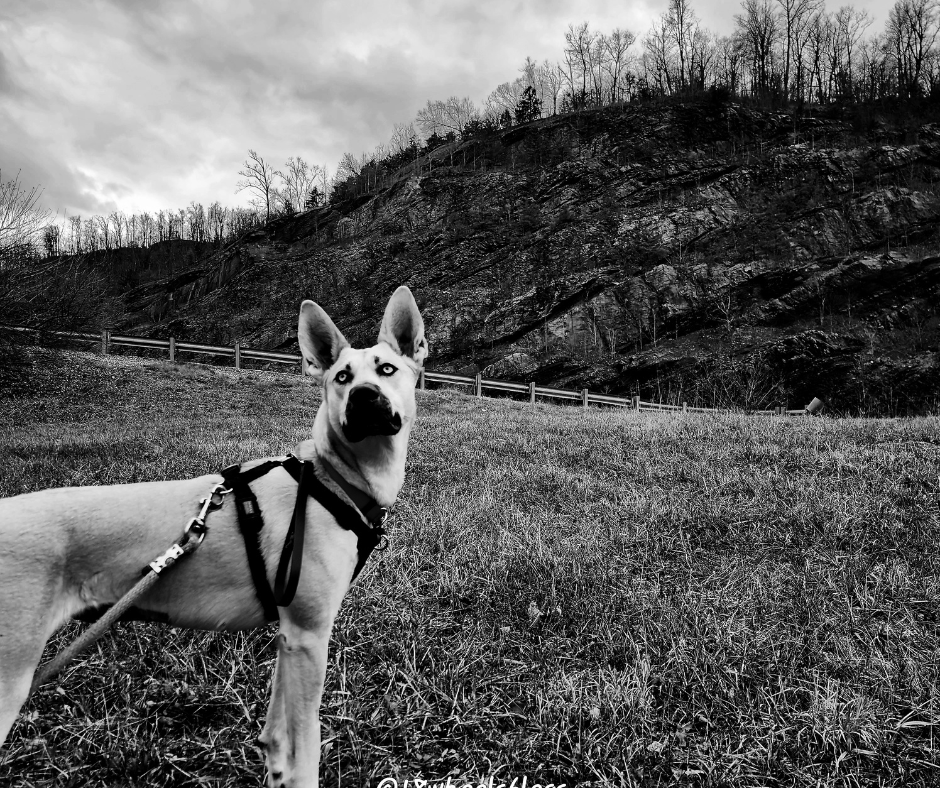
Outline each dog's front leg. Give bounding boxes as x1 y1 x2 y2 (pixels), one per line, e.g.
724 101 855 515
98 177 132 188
260 620 329 788
259 646 288 784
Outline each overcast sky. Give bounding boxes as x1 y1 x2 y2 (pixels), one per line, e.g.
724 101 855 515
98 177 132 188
1 0 889 220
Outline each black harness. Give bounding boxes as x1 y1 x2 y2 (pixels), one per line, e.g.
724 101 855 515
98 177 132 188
220 455 388 621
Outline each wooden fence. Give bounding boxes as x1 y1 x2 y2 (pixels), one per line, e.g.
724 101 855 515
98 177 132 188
5 326 821 416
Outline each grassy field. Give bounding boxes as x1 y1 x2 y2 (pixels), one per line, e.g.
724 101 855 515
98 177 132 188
1 348 939 788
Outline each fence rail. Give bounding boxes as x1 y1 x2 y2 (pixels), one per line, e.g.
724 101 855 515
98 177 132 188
4 325 821 416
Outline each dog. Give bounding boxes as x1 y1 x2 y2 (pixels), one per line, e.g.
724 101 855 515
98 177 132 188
0 286 428 787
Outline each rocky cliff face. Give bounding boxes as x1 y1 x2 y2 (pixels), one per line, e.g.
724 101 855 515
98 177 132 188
122 100 940 415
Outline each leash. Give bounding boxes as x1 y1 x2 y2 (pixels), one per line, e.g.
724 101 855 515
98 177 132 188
29 482 229 696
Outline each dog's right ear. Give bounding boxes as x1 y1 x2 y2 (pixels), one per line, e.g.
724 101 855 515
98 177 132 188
298 300 350 382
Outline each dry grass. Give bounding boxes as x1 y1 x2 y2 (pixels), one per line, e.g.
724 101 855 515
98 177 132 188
1 348 939 787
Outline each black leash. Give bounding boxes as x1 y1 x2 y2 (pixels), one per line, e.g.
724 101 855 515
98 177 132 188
221 454 389 619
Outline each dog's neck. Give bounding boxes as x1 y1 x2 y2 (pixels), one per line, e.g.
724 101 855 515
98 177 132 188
303 408 409 508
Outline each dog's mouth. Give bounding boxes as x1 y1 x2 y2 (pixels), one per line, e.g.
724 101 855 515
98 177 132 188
342 411 402 442
342 384 403 443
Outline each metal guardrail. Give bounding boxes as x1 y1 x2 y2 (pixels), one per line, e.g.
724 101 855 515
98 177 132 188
3 325 820 415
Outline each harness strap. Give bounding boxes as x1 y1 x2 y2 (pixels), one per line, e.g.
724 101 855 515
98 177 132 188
223 455 388 617
280 458 386 587
273 460 309 607
221 460 285 622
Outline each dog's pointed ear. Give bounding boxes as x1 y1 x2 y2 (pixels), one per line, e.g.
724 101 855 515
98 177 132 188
378 286 428 366
298 300 350 381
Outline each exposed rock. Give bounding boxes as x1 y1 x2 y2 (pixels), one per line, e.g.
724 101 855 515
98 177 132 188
111 99 940 414
483 352 538 378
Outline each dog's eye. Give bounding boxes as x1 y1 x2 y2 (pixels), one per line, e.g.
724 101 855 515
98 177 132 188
335 370 352 384
377 363 397 376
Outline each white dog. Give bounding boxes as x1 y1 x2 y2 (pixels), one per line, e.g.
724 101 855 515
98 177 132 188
0 286 428 787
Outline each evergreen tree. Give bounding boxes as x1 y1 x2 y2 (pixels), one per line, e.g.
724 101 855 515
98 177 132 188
514 85 542 124
305 187 322 210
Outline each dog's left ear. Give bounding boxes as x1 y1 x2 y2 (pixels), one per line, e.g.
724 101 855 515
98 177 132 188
378 286 428 366
298 300 350 382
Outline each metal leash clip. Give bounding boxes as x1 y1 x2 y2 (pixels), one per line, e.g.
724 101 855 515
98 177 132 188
147 482 231 575
181 482 231 544
374 507 391 552
168 482 232 557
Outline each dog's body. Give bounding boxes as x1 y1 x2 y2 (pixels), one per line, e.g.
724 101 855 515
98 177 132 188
0 287 427 787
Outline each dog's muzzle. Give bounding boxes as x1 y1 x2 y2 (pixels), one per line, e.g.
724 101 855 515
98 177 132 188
342 384 403 442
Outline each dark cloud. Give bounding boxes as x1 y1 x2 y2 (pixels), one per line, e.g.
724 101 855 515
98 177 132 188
1 0 890 217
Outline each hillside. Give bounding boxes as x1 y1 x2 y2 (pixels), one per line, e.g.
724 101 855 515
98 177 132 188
117 98 940 414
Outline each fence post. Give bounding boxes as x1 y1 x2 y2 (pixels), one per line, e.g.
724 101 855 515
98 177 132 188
234 342 241 370
582 388 589 409
101 329 110 355
169 336 176 363
683 401 688 412
475 373 482 398
529 381 536 405
633 395 640 411
418 369 425 390
805 397 823 415
301 357 308 377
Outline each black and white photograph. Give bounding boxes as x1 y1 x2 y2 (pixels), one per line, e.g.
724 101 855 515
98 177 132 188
1 0 938 785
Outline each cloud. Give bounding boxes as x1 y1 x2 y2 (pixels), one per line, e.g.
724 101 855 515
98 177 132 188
1 0 890 218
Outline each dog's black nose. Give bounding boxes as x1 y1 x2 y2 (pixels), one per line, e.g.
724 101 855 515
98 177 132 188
343 384 402 442
348 383 383 405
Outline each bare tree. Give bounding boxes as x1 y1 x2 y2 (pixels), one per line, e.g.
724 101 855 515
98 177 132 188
538 60 565 114
887 0 940 98
805 10 831 100
715 35 745 92
667 0 700 90
389 122 419 155
416 96 478 138
416 100 448 138
690 28 719 89
485 79 526 119
108 211 124 249
776 0 823 101
97 215 112 250
0 171 52 264
276 157 323 213
564 22 597 104
236 150 276 221
736 0 781 97
603 28 637 102
835 5 873 97
67 215 82 254
644 16 678 94
335 151 371 183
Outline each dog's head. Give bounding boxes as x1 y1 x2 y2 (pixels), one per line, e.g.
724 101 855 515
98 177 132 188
297 286 427 448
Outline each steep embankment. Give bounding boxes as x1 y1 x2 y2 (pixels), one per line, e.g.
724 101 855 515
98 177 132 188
120 100 940 414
